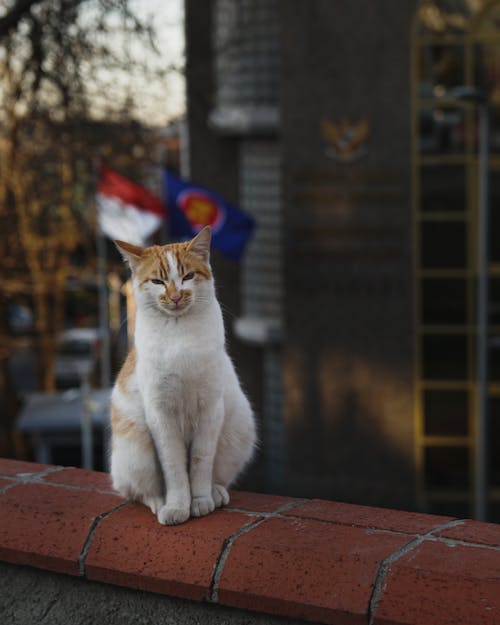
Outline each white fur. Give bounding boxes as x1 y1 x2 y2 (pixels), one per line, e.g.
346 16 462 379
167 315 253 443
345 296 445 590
110 235 256 525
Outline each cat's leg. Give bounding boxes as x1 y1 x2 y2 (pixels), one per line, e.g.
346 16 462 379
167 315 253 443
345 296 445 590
189 397 224 517
151 421 191 525
110 403 164 515
212 388 256 507
143 384 192 525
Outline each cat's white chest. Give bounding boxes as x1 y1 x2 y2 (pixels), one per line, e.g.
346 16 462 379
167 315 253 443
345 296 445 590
135 315 224 428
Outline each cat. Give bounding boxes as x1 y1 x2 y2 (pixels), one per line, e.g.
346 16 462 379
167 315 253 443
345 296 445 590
110 226 256 525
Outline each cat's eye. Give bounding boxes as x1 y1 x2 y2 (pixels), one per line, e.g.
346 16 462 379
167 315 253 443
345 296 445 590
151 278 164 285
183 272 195 282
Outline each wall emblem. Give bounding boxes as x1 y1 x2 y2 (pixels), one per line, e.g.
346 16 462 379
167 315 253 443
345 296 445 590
322 117 370 162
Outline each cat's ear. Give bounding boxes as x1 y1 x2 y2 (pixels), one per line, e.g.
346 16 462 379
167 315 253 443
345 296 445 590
187 226 211 263
115 240 145 270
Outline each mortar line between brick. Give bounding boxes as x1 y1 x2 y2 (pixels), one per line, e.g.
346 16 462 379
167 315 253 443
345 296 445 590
27 478 118 496
225 506 265 517
78 501 129 576
208 516 266 603
30 466 67 478
427 534 500 552
0 465 67 483
0 467 119 495
209 499 305 604
367 518 465 625
227 506 472 542
273 499 308 514
0 481 17 495
225 499 308 518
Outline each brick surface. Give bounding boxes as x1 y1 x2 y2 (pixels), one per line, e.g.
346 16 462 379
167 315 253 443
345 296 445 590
228 490 301 513
2 459 500 625
374 540 500 625
284 499 453 535
0 482 123 575
218 516 412 625
436 519 500 548
85 504 260 601
0 458 52 477
43 467 114 492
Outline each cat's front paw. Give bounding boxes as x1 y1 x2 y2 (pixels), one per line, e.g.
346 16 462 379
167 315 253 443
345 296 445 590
212 483 229 508
191 495 215 517
157 504 190 526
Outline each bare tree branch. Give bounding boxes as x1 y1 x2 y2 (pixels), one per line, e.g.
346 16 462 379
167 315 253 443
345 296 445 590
0 0 177 391
0 0 42 39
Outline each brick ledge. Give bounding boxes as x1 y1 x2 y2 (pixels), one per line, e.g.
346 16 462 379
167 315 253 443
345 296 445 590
1 458 499 625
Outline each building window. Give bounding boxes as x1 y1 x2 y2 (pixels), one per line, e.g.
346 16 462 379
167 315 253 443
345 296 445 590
211 0 280 133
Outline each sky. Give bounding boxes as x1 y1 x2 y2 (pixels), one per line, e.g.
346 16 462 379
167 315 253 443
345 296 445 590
0 0 185 127
127 0 185 125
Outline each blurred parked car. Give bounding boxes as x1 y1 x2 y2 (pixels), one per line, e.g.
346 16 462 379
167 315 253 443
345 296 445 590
8 303 34 334
55 328 102 389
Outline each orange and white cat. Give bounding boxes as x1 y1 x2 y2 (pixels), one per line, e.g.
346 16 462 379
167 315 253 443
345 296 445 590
110 226 256 525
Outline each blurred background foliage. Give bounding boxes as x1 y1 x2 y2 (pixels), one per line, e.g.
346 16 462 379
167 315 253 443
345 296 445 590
0 0 178 455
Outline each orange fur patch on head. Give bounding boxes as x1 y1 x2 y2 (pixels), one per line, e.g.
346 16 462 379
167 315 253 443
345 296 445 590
177 244 212 281
134 246 171 286
133 241 212 286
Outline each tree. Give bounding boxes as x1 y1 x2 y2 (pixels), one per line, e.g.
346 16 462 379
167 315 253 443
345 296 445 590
0 0 173 454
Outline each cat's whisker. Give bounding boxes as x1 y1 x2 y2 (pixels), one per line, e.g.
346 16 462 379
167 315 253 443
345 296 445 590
219 303 237 321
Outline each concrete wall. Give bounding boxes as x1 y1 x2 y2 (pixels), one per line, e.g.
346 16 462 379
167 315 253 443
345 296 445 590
279 0 419 508
0 562 307 625
184 0 421 507
1 460 499 625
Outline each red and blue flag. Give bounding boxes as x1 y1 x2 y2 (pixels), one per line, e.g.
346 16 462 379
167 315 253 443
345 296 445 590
163 170 255 261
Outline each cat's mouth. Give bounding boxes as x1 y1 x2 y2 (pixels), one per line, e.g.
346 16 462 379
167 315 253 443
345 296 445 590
160 299 191 316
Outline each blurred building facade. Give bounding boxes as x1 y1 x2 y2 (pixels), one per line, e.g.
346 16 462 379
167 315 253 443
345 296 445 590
184 0 500 518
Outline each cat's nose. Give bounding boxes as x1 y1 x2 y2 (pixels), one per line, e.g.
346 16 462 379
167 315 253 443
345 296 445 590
170 292 181 303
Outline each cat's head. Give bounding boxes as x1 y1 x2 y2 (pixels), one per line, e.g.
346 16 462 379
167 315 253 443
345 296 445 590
116 226 213 318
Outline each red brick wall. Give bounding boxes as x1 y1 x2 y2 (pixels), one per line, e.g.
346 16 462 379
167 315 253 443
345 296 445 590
0 457 499 625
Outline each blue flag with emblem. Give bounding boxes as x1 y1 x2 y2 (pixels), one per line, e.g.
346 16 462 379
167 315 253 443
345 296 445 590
163 170 255 261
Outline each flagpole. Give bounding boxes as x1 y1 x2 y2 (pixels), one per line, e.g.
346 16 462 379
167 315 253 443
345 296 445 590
97 229 111 389
95 159 111 470
475 96 490 521
94 157 112 390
